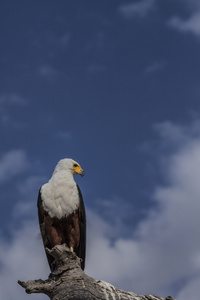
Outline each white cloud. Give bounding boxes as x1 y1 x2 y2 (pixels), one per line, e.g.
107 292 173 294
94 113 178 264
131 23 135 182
168 12 200 36
1 120 200 299
0 150 29 183
85 120 200 299
0 167 49 299
118 0 155 18
0 222 49 300
167 0 200 36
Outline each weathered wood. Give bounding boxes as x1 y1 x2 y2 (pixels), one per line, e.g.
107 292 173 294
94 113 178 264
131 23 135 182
18 244 175 300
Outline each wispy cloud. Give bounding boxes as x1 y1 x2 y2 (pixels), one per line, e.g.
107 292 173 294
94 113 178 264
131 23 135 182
56 131 72 140
0 150 30 183
0 93 28 128
118 0 155 18
31 31 71 58
167 0 200 37
38 65 59 81
144 60 166 74
0 94 27 107
59 33 70 48
168 12 200 36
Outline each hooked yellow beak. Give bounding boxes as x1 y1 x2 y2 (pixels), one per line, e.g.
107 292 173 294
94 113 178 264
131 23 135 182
73 164 85 176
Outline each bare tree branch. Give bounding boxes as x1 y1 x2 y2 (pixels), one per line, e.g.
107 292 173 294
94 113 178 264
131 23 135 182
18 244 175 300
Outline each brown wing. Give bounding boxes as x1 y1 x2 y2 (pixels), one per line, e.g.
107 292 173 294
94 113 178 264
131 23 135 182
77 184 86 270
37 188 55 271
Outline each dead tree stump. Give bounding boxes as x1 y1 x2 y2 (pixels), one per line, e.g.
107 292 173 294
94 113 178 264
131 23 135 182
18 244 175 300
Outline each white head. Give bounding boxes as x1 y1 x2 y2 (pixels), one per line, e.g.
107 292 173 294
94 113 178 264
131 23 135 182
53 158 84 177
41 158 84 218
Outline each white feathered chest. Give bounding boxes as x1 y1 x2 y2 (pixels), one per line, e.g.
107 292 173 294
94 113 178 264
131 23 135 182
41 171 80 219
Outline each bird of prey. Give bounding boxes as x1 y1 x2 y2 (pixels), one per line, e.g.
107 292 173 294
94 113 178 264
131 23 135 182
37 158 86 271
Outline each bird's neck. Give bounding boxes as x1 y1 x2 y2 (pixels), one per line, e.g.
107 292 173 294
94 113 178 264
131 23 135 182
51 170 75 183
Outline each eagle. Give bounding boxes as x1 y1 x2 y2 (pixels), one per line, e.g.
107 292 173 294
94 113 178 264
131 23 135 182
37 158 86 271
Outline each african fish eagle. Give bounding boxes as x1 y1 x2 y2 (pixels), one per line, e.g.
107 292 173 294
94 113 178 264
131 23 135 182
37 158 86 271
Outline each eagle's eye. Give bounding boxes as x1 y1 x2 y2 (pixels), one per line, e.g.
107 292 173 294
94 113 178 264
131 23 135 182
73 163 78 167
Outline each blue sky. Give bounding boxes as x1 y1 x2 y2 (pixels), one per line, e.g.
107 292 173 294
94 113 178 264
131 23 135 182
1 1 200 299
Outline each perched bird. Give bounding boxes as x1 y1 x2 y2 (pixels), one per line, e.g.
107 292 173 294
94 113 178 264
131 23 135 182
37 158 86 271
